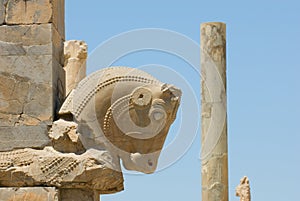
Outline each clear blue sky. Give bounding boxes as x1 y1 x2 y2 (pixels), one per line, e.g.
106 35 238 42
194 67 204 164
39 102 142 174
65 1 300 200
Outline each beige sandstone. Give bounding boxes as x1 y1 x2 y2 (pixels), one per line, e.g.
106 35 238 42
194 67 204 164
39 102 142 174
0 187 58 201
5 0 52 24
0 0 64 36
0 146 123 193
0 0 6 25
201 22 228 201
0 23 64 151
60 189 100 201
236 176 251 201
59 66 181 174
64 40 87 95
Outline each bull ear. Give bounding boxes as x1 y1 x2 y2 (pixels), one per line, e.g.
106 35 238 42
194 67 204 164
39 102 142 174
131 87 152 110
161 84 182 101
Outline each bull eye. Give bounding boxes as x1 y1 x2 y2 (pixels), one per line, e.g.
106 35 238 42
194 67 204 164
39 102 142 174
153 111 164 121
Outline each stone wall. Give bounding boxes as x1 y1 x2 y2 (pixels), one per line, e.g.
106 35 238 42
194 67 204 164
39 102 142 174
0 0 65 151
0 187 58 201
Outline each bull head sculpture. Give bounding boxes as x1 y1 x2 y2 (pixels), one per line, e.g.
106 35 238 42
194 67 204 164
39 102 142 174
59 66 182 174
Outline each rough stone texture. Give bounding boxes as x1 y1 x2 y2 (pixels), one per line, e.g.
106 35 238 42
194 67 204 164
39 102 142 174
60 189 100 201
0 24 65 151
5 0 52 24
64 40 87 95
0 24 64 65
0 0 6 25
59 66 181 174
201 22 228 201
52 0 65 40
49 119 85 154
0 0 65 37
0 125 50 151
0 147 123 194
236 176 251 201
0 187 58 201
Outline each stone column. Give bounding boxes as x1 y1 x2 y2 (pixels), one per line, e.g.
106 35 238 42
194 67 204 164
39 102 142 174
0 0 65 151
64 40 87 95
200 22 228 201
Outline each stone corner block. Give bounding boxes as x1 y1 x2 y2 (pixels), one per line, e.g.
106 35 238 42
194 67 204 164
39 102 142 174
1 0 64 37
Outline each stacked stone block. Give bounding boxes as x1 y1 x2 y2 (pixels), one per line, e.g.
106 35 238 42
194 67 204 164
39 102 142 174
0 0 65 151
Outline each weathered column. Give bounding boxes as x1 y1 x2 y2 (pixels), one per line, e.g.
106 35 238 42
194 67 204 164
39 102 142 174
0 0 65 150
64 40 87 95
201 22 228 201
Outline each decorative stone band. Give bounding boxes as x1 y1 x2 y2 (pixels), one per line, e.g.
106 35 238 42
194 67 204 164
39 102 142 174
0 146 123 194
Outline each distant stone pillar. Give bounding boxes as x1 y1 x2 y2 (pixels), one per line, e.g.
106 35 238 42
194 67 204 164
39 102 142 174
201 22 228 201
0 0 65 151
64 40 87 95
236 176 251 201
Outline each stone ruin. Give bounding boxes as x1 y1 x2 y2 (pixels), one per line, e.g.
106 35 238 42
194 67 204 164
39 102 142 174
0 1 252 201
0 1 182 200
236 176 251 201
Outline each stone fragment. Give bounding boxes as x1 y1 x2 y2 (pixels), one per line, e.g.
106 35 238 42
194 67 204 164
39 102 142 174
0 187 58 201
49 119 85 154
64 40 87 95
236 176 251 201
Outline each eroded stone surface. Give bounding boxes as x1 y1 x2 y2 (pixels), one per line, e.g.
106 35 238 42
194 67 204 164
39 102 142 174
51 0 65 39
64 40 87 95
0 72 52 125
49 119 85 154
201 22 228 201
60 189 99 201
5 0 52 25
0 0 7 25
0 187 58 201
0 125 50 151
0 24 64 65
0 23 65 151
236 176 251 201
0 147 123 193
0 0 65 36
